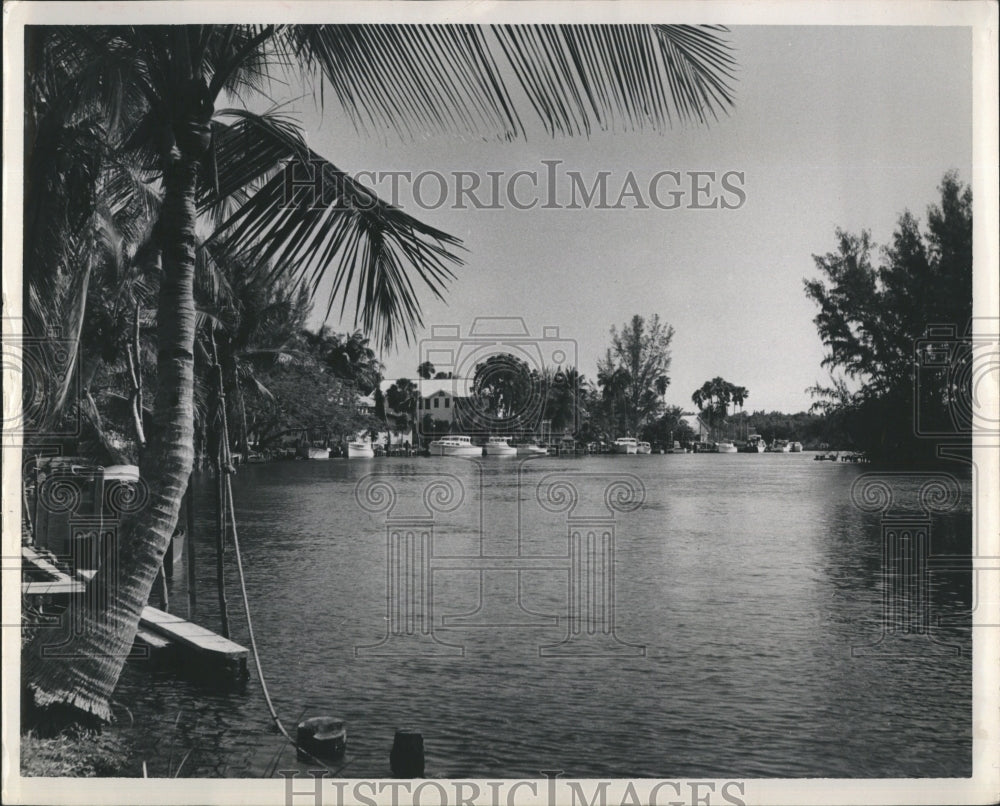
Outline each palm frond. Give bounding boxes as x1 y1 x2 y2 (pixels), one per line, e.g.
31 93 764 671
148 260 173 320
286 24 524 140
203 108 461 350
284 24 734 140
491 24 736 135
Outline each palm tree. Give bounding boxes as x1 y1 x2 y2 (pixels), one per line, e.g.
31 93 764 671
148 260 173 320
417 361 436 380
24 23 736 727
545 366 590 435
597 354 632 438
386 378 419 447
325 331 383 395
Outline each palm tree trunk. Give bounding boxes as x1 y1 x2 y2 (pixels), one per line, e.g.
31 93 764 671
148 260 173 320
23 158 200 726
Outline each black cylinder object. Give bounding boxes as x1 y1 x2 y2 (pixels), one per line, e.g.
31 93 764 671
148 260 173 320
296 717 347 761
390 730 425 777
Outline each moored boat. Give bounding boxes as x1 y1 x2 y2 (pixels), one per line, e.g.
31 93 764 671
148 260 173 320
428 435 483 457
517 442 549 456
297 445 330 460
716 440 738 453
789 441 803 453
738 434 766 453
612 437 638 455
484 436 517 456
347 438 375 458
636 441 652 454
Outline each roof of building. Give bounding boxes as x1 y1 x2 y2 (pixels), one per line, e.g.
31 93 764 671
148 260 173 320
379 378 473 398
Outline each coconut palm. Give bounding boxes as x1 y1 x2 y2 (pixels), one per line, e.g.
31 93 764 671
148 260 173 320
597 353 632 437
386 378 419 446
24 23 736 727
545 366 590 435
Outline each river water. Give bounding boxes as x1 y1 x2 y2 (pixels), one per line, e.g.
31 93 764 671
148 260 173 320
112 453 972 778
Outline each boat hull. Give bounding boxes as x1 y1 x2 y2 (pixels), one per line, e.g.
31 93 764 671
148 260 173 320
716 442 738 453
636 445 652 455
517 445 548 456
347 443 375 458
429 444 483 457
612 444 638 454
485 445 517 456
297 446 330 460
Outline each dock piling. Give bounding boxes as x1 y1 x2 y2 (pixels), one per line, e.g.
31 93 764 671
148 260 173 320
296 717 347 762
390 730 425 777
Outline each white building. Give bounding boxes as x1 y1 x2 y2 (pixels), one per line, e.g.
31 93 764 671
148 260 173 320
383 378 473 426
357 378 474 446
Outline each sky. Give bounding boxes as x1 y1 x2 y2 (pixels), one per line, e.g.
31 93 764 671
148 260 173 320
286 25 972 413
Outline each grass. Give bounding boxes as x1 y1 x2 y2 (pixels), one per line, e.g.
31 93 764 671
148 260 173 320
20 730 129 777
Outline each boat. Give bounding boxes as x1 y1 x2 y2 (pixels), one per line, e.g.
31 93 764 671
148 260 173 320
428 435 483 457
517 442 549 456
716 440 738 453
636 441 652 454
484 436 517 456
738 434 766 453
789 441 803 453
297 445 330 460
612 437 638 455
767 439 790 453
347 438 375 458
814 451 838 461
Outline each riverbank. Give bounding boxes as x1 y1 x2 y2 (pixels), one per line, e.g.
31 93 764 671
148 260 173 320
20 730 129 777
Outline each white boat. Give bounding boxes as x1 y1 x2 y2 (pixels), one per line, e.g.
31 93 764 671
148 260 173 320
347 439 375 458
297 445 330 460
484 436 517 456
428 435 483 457
739 434 766 453
612 437 638 455
517 442 549 456
789 441 803 453
636 441 652 455
767 439 790 453
716 441 738 453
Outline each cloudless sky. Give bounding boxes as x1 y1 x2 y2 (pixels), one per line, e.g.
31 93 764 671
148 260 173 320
286 25 972 413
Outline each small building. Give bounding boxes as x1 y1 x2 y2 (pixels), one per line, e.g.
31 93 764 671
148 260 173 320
680 413 711 443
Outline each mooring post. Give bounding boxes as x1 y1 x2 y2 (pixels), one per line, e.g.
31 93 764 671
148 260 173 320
296 717 347 762
390 730 425 777
185 478 196 619
210 331 231 640
216 445 230 639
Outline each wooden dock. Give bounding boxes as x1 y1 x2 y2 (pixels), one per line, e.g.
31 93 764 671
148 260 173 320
140 606 248 678
21 545 248 680
22 578 86 597
20 546 85 599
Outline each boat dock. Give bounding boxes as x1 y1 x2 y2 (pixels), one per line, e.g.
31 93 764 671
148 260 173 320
21 545 248 680
138 606 248 678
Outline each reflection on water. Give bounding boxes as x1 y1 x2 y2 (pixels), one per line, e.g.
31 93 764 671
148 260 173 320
112 454 971 778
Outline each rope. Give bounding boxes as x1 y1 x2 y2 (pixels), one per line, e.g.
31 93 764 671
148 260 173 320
212 341 346 777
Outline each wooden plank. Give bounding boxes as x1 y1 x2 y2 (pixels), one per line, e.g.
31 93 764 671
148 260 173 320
140 606 248 660
134 627 172 651
22 579 86 596
21 545 68 579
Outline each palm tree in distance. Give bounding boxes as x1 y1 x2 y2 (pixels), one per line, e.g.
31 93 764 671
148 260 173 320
24 24 737 727
417 361 436 380
386 378 419 447
692 378 749 441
